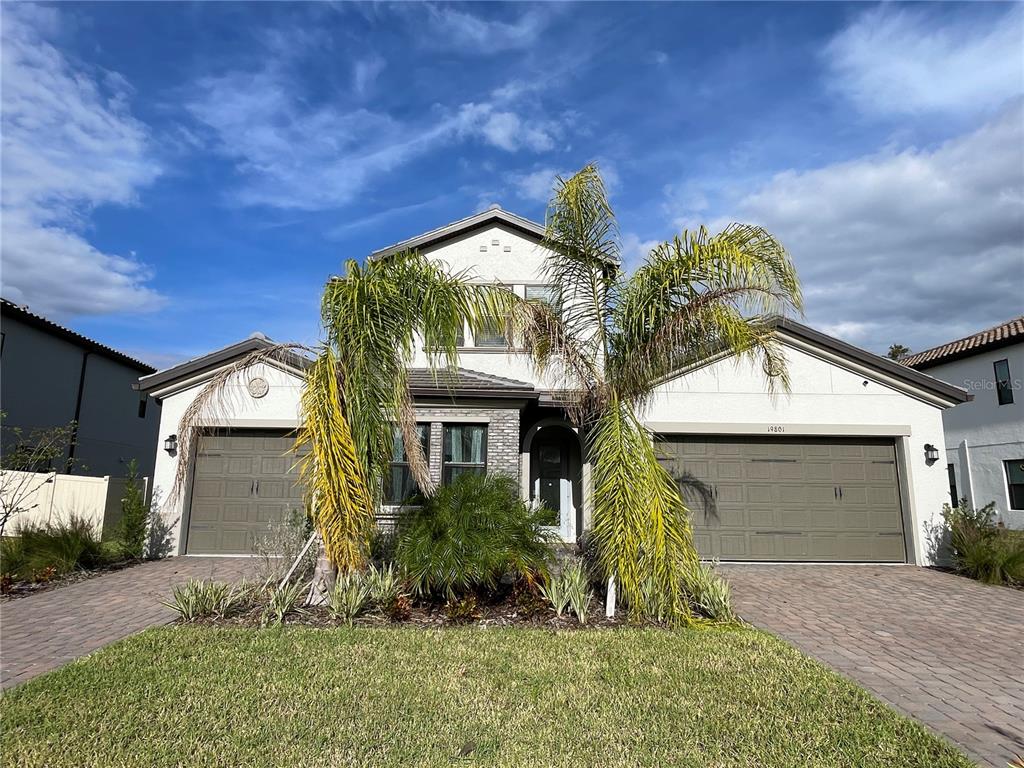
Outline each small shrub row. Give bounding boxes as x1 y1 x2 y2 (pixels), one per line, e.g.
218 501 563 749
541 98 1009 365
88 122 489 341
1 517 119 584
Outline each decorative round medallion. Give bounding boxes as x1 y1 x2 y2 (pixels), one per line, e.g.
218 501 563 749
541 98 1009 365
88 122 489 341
247 377 269 399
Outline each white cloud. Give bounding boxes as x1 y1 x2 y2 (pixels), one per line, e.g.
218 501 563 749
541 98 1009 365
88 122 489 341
825 4 1024 117
186 50 564 210
718 102 1024 351
352 55 385 96
509 159 619 204
620 232 662 273
424 6 552 53
0 4 164 317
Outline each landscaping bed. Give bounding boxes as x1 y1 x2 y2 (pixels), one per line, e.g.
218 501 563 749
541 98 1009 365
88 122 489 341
0 559 140 601
0 625 972 768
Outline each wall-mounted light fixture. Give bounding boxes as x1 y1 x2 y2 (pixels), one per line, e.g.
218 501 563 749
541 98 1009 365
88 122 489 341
924 444 939 464
164 434 178 455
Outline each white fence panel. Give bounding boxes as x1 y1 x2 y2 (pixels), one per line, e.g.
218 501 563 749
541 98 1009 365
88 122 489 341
1 471 149 536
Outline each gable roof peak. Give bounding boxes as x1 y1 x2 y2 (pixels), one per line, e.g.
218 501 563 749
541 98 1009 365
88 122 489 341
369 206 544 260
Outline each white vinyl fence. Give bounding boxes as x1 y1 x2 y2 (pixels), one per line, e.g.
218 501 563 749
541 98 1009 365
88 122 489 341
0 470 149 538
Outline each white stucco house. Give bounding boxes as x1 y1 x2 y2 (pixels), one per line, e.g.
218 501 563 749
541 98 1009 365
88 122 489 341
135 207 968 564
903 316 1024 529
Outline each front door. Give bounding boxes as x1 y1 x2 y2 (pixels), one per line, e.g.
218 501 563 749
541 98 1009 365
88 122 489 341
531 430 577 541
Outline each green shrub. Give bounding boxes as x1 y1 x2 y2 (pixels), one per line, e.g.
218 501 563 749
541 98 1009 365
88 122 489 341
443 594 480 623
327 571 371 626
680 559 735 622
260 580 307 627
943 500 1024 586
395 473 554 600
115 460 148 560
164 579 250 621
2 516 114 580
541 560 585 619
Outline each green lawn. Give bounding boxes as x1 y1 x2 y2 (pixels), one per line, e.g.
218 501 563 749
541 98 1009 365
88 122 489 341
1 626 970 767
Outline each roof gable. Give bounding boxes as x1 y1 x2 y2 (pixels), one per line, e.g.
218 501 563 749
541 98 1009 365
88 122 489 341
369 206 545 260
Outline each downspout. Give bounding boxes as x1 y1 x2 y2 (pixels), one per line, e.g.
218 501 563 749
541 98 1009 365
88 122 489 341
65 350 91 473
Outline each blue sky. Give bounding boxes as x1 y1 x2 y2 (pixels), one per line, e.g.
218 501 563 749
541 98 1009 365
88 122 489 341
2 2 1021 368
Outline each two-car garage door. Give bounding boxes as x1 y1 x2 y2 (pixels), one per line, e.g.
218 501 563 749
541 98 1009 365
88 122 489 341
186 431 304 555
657 436 907 562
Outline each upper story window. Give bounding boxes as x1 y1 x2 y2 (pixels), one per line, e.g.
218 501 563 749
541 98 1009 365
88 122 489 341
443 424 487 483
1006 459 1024 511
384 424 430 504
474 317 507 348
994 359 1013 405
525 285 556 306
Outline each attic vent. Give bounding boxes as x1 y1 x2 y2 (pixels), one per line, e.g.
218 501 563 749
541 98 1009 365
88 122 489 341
491 239 500 246
503 245 511 252
479 245 487 252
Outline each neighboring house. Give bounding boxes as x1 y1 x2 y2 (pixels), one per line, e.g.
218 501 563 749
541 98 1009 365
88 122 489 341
136 207 968 564
0 299 160 479
903 316 1024 529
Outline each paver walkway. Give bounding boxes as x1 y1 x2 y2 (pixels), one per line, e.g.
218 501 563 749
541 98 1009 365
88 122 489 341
721 564 1024 768
0 557 255 689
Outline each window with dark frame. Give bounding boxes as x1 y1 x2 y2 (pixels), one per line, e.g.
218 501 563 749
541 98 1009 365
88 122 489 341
994 359 1014 405
442 424 487 484
947 463 958 508
474 317 507 348
1006 459 1024 511
137 396 148 419
384 424 431 504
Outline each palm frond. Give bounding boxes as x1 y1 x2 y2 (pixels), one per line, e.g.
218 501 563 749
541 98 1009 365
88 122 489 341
296 347 376 572
542 164 621 361
611 223 802 406
588 399 696 624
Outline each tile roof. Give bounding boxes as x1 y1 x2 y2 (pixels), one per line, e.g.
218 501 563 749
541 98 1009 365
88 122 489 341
1 298 156 372
901 316 1024 369
406 367 536 397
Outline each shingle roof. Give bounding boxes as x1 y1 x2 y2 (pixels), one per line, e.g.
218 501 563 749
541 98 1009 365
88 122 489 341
901 316 1024 369
1 298 156 373
368 206 546 260
406 367 536 398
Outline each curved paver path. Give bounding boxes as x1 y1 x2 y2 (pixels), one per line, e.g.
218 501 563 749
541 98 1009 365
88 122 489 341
722 564 1024 768
0 557 255 689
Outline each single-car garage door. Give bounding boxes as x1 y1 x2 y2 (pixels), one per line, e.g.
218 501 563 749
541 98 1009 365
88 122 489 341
186 430 305 555
656 436 906 562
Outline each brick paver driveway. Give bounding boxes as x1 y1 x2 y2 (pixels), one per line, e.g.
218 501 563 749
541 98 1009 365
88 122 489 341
0 557 255 689
722 564 1024 767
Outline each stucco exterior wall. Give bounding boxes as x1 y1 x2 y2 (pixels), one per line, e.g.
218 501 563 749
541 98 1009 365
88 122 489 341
409 223 559 387
919 343 1024 527
643 339 956 565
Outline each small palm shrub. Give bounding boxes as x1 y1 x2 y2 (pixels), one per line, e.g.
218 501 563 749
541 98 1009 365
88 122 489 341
3 516 115 581
260 580 307 627
561 559 592 624
395 473 554 600
165 579 250 621
943 501 1024 586
680 559 735 622
327 571 371 625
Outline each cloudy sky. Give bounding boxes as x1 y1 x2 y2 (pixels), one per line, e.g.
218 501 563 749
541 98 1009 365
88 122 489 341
1 2 1021 367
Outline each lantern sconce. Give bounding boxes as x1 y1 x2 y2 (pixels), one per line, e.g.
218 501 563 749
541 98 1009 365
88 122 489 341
923 444 939 465
164 434 178 456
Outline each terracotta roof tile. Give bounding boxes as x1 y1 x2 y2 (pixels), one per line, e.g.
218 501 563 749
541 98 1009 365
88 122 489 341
902 316 1024 369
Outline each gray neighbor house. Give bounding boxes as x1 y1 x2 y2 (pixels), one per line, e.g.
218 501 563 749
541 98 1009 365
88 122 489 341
0 298 160 479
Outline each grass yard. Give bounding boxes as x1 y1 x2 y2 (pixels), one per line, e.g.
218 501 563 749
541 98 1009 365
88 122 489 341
1 626 970 768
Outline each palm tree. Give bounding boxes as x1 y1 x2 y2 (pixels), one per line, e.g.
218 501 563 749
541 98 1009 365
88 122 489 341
173 252 516 573
510 165 802 621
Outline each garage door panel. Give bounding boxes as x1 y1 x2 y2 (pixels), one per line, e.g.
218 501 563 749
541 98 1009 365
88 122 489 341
186 431 305 555
658 435 906 562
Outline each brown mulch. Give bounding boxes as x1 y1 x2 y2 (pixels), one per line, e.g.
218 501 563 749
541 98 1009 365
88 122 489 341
187 596 629 631
0 560 141 602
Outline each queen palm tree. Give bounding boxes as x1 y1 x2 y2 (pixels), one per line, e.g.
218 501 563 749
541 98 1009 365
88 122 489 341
509 165 802 621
